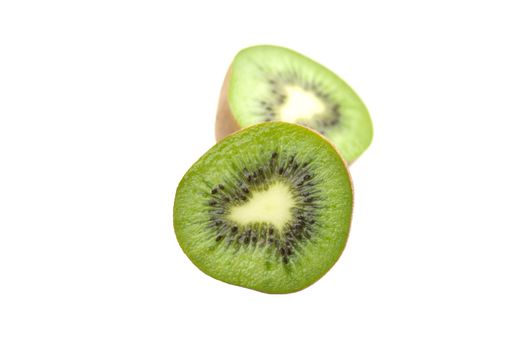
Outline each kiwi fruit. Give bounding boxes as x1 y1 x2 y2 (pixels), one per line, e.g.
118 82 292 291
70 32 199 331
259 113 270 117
174 122 353 293
216 45 373 164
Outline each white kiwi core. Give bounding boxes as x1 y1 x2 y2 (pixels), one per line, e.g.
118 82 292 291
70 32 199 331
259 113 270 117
228 182 296 231
279 86 326 123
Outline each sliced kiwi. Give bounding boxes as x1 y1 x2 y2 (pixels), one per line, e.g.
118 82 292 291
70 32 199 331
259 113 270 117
216 45 373 164
174 122 353 293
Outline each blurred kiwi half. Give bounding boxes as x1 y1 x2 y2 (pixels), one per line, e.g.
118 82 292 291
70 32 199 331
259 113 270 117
216 45 373 164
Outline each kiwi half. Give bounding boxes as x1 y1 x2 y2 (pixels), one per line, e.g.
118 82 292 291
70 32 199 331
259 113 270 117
216 45 373 164
174 122 353 293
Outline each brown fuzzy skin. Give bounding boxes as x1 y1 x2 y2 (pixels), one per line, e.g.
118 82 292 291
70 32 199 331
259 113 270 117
215 67 241 141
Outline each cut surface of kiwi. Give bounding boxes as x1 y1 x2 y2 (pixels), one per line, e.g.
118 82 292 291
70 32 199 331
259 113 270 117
216 45 373 164
174 122 353 293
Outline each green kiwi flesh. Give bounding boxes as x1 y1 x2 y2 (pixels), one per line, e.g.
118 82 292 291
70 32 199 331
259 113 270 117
174 122 353 293
224 45 373 164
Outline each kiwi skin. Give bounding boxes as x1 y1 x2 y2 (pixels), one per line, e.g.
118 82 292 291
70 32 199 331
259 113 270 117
175 122 354 294
215 66 240 141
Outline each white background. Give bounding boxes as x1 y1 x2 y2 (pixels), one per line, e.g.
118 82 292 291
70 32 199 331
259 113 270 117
1 1 524 349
